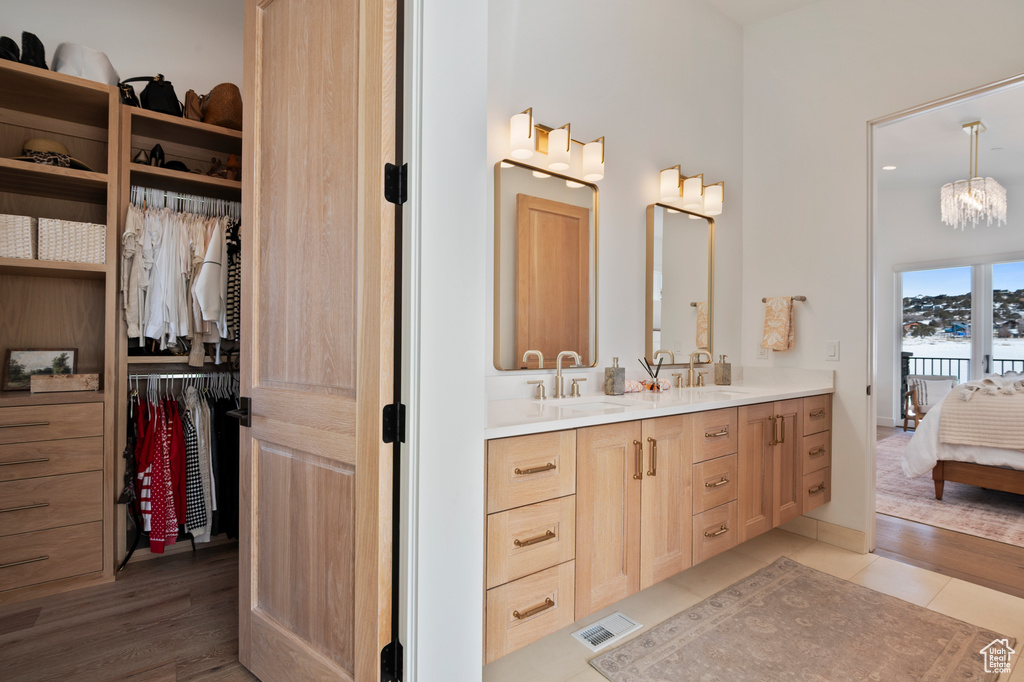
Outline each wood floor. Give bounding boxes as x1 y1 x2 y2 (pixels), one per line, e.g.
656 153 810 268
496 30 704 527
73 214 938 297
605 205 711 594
0 542 256 682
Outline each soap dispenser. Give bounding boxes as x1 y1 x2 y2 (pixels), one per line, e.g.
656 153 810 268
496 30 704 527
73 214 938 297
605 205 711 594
714 355 732 386
605 357 625 395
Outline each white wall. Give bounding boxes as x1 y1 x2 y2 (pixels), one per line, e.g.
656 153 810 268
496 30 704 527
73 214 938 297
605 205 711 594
875 182 1024 426
0 0 243 95
485 0 745 398
743 0 1024 538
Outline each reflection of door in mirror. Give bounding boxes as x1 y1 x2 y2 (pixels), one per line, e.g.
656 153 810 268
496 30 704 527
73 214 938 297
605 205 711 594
516 194 590 369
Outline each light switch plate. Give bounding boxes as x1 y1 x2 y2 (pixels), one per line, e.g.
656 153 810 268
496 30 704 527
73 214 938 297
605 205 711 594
757 347 769 359
825 340 840 361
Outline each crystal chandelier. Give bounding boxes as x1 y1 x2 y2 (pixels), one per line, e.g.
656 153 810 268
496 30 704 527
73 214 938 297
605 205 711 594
940 121 1007 230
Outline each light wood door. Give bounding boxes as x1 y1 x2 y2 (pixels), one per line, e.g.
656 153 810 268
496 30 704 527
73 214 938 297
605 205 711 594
772 399 803 527
639 415 692 589
575 421 641 619
515 194 591 367
737 403 773 542
240 0 396 680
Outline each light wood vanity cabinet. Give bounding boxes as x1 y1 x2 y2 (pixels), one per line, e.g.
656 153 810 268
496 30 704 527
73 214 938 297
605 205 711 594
483 394 832 663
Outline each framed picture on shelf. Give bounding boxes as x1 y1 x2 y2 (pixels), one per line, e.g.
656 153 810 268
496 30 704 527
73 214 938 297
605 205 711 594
3 348 78 391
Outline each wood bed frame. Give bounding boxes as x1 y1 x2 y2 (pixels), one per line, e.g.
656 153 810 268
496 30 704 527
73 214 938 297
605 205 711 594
932 461 1024 499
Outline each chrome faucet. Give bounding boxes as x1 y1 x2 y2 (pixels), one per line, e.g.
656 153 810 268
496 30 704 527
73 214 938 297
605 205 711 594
654 349 675 365
687 350 713 387
554 350 582 399
522 349 544 369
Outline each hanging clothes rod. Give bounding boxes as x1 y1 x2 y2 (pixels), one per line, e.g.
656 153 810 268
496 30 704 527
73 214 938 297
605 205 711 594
129 185 241 220
129 371 237 381
761 296 807 303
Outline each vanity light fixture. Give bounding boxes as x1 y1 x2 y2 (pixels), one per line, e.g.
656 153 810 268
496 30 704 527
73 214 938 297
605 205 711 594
882 165 896 170
507 108 606 183
681 173 704 212
660 166 681 202
510 108 535 159
659 165 725 217
702 182 724 216
547 123 571 171
940 121 1007 230
582 137 605 181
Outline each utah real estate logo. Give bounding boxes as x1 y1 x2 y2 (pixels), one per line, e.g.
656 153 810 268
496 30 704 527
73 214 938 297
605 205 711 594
981 638 1015 674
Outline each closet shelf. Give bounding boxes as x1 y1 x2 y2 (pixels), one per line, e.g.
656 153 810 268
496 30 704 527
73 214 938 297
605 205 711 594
129 164 241 201
0 256 107 279
0 60 111 128
129 108 242 154
0 158 109 204
0 390 105 408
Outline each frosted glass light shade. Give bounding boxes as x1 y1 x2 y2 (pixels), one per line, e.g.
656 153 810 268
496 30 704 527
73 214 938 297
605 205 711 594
510 112 535 159
548 127 571 171
940 177 1007 230
582 139 604 181
703 183 724 216
660 167 680 201
681 175 703 211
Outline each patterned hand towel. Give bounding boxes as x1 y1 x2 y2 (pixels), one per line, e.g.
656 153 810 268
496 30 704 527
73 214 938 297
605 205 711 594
761 296 795 351
695 301 709 350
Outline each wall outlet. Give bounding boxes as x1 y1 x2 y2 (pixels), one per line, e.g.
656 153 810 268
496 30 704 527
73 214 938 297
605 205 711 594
825 340 840 361
757 347 768 359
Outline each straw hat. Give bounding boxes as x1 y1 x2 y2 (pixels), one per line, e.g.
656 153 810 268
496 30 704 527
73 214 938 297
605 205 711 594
13 138 94 172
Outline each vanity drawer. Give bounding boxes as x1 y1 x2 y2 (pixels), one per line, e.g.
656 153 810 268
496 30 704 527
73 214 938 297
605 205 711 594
0 437 103 483
691 408 738 464
487 431 576 513
803 467 831 513
485 560 575 664
692 454 738 515
487 495 575 589
693 500 737 564
802 395 831 437
0 403 103 445
802 431 831 476
0 521 103 593
0 471 103 537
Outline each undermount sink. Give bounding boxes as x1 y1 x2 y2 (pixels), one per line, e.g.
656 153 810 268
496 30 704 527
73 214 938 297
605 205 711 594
541 396 647 411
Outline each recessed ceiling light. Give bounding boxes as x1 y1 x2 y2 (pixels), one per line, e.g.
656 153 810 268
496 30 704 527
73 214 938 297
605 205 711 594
882 165 897 170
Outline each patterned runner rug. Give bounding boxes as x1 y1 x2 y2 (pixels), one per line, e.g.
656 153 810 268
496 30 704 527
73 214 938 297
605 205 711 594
590 557 1013 681
876 432 1024 548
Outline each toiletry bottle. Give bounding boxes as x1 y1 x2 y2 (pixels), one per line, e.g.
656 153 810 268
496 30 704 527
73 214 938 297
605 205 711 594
605 357 625 395
714 355 731 386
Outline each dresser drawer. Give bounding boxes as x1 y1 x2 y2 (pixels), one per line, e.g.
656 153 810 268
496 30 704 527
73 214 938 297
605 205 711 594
0 522 103 592
0 471 103 537
802 395 831 437
0 403 103 445
692 500 738 564
803 467 831 513
487 431 576 514
487 496 575 589
485 561 575 664
692 454 738 514
802 431 831 476
691 408 737 464
0 437 103 482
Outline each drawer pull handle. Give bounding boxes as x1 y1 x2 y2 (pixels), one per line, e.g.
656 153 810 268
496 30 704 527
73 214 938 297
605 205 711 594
778 415 785 444
514 462 555 476
768 416 778 446
808 446 826 458
809 408 827 419
0 421 50 429
0 458 50 467
514 530 556 548
705 477 730 488
704 525 729 538
704 427 729 438
808 483 826 495
0 555 49 570
513 597 555 620
647 437 658 476
633 440 643 480
0 502 49 514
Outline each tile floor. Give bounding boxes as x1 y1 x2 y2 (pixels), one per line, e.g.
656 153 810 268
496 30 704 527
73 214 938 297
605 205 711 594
482 528 1024 682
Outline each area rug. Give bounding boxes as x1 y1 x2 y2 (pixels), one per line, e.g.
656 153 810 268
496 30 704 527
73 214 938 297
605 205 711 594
590 557 1013 681
876 432 1024 548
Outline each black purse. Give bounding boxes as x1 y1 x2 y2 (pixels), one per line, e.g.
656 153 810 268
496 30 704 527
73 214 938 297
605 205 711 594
119 74 182 117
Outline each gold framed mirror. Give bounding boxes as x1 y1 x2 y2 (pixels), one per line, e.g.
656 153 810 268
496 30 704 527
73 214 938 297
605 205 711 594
494 159 599 370
645 203 714 367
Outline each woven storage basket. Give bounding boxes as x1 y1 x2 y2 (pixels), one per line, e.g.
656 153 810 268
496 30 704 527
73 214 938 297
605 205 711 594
0 214 37 259
37 218 106 264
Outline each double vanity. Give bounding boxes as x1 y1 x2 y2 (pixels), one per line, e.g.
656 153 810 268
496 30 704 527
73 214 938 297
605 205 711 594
483 375 833 662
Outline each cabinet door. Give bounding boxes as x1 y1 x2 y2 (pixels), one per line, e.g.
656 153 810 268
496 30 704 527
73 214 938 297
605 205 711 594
640 415 692 590
575 421 641 620
773 399 803 526
737 403 773 542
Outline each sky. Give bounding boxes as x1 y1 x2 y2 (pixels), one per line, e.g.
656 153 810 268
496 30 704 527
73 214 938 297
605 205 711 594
902 261 1024 297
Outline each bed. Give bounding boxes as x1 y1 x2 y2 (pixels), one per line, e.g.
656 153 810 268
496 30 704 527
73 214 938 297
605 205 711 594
902 396 1024 499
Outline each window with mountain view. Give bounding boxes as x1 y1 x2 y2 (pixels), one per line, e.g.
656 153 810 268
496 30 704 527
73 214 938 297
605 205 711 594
992 261 1024 375
902 266 972 383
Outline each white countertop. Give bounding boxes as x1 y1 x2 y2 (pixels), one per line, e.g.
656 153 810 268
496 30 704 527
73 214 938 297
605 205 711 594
485 368 834 439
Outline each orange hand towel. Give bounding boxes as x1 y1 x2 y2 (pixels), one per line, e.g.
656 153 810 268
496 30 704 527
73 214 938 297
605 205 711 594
762 297 795 351
695 301 709 350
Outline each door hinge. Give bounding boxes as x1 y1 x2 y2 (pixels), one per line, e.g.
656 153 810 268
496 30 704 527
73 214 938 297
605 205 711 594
381 639 403 682
226 396 251 428
383 403 406 444
867 385 872 396
384 163 408 205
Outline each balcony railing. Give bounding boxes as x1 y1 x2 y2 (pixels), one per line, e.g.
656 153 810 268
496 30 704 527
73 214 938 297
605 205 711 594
906 357 1024 384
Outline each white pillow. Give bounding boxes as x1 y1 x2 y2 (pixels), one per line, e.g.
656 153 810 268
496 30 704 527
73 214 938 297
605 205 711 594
918 379 954 407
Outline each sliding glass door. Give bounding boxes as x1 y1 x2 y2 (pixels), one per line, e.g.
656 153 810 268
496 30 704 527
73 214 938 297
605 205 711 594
991 261 1024 375
901 266 972 383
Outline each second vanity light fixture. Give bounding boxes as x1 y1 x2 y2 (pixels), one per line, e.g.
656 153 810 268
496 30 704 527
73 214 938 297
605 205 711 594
659 165 724 217
509 107 605 182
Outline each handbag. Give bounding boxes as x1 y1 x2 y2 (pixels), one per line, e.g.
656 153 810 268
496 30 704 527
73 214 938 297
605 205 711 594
201 83 243 130
184 89 202 121
119 75 182 117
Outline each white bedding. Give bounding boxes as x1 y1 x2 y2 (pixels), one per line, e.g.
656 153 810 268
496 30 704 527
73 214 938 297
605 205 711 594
901 398 1024 478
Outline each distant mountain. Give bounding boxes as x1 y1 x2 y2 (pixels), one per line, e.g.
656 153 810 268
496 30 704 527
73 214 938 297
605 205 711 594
903 289 1024 335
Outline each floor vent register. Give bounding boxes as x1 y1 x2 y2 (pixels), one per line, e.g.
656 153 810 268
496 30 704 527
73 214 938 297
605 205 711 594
571 612 642 652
